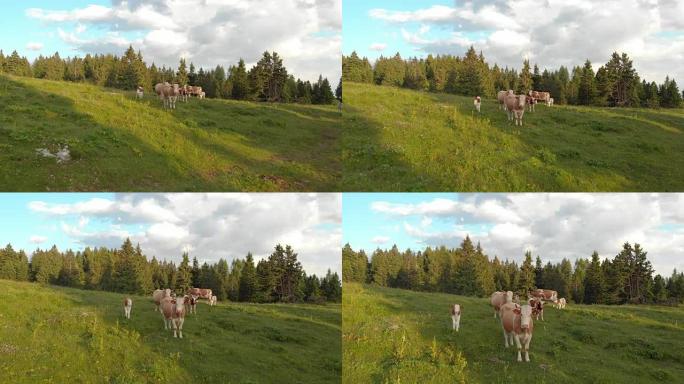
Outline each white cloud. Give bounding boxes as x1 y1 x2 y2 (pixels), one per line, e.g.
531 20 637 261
26 42 44 51
30 193 341 276
368 194 684 276
371 235 390 244
29 235 47 244
369 43 387 51
26 0 341 84
367 0 684 84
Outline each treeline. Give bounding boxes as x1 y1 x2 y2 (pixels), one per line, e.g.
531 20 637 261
0 46 340 105
343 47 684 108
0 239 341 304
342 237 684 305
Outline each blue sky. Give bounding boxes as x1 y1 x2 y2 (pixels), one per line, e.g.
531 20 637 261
343 0 684 84
0 0 341 84
343 193 684 277
0 193 115 253
0 193 341 275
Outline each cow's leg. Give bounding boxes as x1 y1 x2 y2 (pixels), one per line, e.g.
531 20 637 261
178 318 184 339
514 334 522 362
455 315 460 331
452 315 456 330
524 333 532 362
502 326 509 348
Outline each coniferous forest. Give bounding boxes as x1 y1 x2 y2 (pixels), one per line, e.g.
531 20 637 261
0 239 341 304
343 47 684 108
0 46 337 104
343 237 684 305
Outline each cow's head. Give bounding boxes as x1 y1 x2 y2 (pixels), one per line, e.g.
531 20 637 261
505 291 513 303
516 304 533 329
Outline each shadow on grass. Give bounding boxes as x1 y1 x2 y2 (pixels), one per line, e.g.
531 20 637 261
0 75 341 191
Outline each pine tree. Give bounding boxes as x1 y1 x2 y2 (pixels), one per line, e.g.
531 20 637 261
239 253 257 302
577 59 596 105
177 58 188 86
584 251 605 304
176 252 192 293
518 251 535 295
519 59 532 93
231 59 249 100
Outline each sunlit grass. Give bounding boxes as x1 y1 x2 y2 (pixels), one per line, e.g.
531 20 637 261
342 82 684 191
343 283 684 383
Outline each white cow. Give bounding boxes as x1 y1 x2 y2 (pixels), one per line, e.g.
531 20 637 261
123 297 132 319
451 304 461 331
556 297 566 309
474 96 481 113
136 86 144 99
152 288 171 312
210 295 217 306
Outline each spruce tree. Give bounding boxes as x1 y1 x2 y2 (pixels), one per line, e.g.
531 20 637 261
239 253 257 302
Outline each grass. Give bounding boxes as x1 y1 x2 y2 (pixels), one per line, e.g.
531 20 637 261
0 279 341 383
343 283 684 384
0 75 340 191
342 82 684 191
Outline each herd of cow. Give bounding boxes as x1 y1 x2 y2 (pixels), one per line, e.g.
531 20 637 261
472 90 555 126
121 287 217 339
135 83 206 110
450 288 567 362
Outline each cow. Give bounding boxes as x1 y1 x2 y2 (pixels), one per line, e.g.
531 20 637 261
530 289 558 303
187 288 213 302
549 97 554 106
536 91 551 106
185 295 197 315
474 96 481 113
491 291 513 318
451 304 461 331
501 304 536 362
199 91 205 99
526 95 537 112
136 86 144 99
161 295 187 338
505 93 526 126
210 295 217 306
556 297 567 309
497 90 514 110
152 288 171 312
529 298 544 321
123 297 132 319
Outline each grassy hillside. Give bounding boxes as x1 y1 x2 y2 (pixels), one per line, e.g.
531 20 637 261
0 75 340 191
0 279 341 383
342 82 684 191
343 283 684 384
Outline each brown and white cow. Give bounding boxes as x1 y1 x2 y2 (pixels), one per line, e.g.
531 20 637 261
501 304 536 362
136 86 144 99
556 297 566 309
152 288 171 312
528 298 544 321
530 289 558 303
491 291 513 318
504 93 526 126
161 295 187 338
451 304 461 331
209 295 217 306
185 295 197 315
498 90 515 110
187 287 213 301
474 96 481 113
123 297 132 319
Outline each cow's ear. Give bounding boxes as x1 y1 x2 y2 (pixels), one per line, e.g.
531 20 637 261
514 308 521 315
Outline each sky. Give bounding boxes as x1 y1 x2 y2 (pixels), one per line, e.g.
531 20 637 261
0 193 341 276
343 0 684 85
0 0 341 84
343 193 684 277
